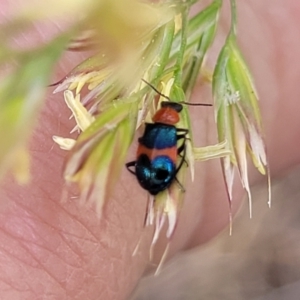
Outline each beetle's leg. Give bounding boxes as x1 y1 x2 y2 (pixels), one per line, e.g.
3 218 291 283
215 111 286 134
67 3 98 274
174 177 186 193
176 128 189 152
176 128 189 135
174 141 187 193
175 138 187 174
176 141 189 167
176 129 189 166
176 139 186 155
125 161 137 175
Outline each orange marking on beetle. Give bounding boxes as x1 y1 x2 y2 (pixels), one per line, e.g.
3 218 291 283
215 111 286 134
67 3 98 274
152 107 180 125
137 144 177 162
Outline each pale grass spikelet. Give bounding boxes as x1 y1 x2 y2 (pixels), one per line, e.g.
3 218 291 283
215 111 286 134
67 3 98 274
213 31 270 217
145 189 179 244
52 90 95 150
64 90 95 131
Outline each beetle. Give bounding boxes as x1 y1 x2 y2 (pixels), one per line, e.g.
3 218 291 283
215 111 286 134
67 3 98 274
126 80 211 195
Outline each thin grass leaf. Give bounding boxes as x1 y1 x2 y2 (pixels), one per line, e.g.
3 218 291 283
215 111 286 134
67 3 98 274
193 140 231 161
168 0 221 184
170 0 221 61
182 0 221 98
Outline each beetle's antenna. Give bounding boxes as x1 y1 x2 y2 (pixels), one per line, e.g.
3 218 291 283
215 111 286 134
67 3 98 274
181 101 212 107
142 79 172 101
142 79 212 107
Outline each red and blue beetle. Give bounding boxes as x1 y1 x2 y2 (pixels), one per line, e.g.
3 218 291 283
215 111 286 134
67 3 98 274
126 80 211 195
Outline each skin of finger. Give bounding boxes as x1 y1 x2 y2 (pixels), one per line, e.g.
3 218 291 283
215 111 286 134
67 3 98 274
237 0 300 174
0 4 151 299
0 1 300 300
0 88 159 300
